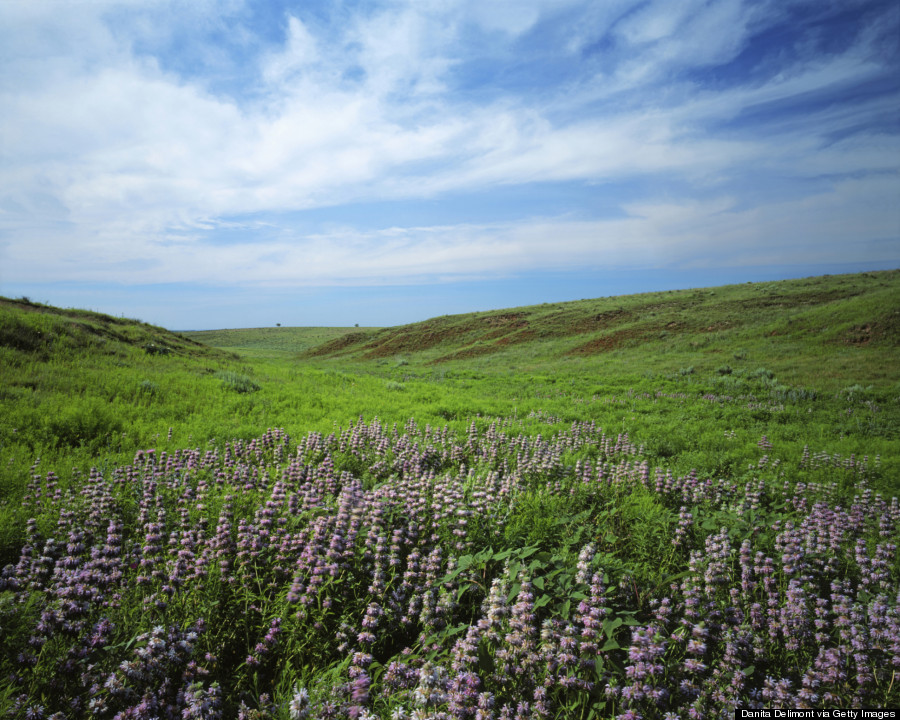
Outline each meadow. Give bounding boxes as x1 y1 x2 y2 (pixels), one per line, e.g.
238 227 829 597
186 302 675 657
0 271 898 719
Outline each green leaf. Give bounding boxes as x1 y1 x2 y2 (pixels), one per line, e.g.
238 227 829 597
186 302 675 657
544 567 563 583
660 570 692 586
602 617 623 638
741 665 755 676
556 573 573 591
104 633 142 652
533 576 545 590
478 645 495 674
438 567 464 585
507 582 522 603
474 547 493 563
600 638 620 651
534 594 552 609
446 623 468 637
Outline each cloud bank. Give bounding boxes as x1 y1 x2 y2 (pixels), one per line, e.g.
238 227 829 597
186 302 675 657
0 0 897 322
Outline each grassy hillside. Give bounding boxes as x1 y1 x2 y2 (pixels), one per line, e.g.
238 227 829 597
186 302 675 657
4 271 895 497
0 297 246 485
0 296 220 361
183 326 382 359
300 270 900 391
186 271 900 498
1 273 898 718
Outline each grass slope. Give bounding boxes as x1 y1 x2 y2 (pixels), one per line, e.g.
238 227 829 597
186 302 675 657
300 270 900 391
1 273 899 717
0 297 220 360
183 326 382 360
0 298 243 505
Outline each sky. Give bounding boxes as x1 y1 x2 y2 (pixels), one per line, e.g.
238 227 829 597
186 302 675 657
1 0 898 330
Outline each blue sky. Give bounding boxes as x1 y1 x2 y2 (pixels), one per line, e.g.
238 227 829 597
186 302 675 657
1 0 898 329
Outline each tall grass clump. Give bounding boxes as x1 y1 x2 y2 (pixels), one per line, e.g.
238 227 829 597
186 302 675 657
217 371 261 394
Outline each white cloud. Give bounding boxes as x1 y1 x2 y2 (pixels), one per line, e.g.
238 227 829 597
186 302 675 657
0 0 897 297
615 0 707 45
262 16 320 84
6 171 896 289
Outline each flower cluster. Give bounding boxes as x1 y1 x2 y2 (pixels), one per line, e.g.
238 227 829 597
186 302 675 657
1 417 896 719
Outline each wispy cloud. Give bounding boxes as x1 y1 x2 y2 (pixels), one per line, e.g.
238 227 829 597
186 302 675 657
0 0 897 325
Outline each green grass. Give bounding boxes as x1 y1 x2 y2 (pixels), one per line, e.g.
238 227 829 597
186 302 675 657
2 271 896 566
0 271 898 717
2 272 898 500
299 270 900 392
183 326 380 359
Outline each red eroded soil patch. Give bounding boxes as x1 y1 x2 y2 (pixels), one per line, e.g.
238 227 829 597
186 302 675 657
483 312 527 328
842 315 899 346
362 313 532 360
844 324 874 345
566 327 645 355
302 332 371 357
571 309 634 334
361 323 472 359
431 344 498 363
495 329 536 346
482 314 529 340
702 322 732 332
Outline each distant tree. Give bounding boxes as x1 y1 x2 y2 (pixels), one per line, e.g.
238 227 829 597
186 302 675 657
355 323 359 327
276 323 281 327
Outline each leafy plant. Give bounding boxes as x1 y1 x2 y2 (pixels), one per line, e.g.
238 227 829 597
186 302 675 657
217 371 260 394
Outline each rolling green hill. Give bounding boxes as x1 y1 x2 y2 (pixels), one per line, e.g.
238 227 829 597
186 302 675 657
298 270 900 390
2 270 897 498
0 296 224 361
0 296 244 469
1 272 899 717
182 326 382 359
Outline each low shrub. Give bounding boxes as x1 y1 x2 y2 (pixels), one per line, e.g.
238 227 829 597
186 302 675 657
216 371 260 394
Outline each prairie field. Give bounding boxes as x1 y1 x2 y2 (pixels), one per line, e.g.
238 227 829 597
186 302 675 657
0 271 898 719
